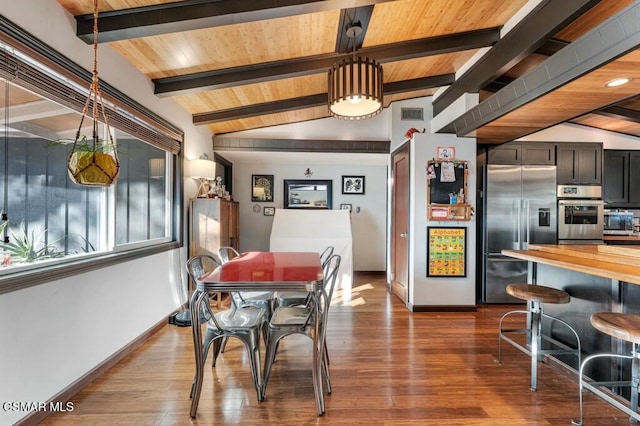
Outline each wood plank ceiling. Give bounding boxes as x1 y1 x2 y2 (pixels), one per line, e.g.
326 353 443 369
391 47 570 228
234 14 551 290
53 0 640 144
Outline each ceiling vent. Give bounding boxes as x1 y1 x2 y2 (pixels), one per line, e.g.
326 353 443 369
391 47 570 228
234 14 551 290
401 107 424 121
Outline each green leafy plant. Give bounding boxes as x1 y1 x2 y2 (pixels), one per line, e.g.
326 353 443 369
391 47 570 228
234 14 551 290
0 221 65 263
47 136 118 153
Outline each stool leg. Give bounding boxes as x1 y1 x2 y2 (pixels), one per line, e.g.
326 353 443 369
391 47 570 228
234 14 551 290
631 344 639 423
530 301 542 391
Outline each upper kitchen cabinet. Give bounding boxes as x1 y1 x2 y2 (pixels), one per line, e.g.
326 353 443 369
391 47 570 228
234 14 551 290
487 142 555 165
556 143 602 185
604 150 640 207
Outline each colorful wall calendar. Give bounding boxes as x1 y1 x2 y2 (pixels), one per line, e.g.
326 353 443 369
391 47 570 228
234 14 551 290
427 227 467 277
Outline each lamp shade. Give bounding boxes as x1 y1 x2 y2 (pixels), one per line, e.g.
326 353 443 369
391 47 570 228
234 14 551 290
187 158 216 179
328 56 383 120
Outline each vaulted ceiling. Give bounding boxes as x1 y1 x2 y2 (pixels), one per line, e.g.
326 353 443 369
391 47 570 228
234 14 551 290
53 0 640 145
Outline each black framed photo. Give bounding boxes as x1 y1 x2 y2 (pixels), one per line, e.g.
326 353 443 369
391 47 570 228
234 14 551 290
252 174 274 202
283 179 332 209
340 203 352 212
263 207 275 216
426 227 467 277
341 175 365 195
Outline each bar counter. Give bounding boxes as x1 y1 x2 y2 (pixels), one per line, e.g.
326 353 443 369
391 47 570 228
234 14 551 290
501 243 640 392
502 244 640 285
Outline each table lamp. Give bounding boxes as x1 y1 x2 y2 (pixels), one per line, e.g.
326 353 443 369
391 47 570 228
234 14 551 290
187 157 216 198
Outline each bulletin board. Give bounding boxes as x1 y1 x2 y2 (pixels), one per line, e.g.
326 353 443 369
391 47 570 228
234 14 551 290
426 160 467 204
426 160 471 221
426 227 467 277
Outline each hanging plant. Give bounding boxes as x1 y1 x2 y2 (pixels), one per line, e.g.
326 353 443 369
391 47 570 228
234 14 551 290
67 0 120 187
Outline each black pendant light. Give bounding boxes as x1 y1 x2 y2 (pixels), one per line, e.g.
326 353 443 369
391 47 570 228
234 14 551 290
328 23 383 120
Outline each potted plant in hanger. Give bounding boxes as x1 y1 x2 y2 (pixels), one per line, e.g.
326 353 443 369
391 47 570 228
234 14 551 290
53 0 120 187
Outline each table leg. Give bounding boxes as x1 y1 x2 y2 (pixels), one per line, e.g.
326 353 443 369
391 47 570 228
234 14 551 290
189 290 207 418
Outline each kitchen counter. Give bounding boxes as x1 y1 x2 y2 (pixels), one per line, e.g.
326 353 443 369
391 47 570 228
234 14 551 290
502 244 640 285
604 234 640 245
501 243 640 387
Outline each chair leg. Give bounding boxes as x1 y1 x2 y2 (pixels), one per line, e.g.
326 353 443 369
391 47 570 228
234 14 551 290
263 329 288 397
211 337 223 367
219 336 228 354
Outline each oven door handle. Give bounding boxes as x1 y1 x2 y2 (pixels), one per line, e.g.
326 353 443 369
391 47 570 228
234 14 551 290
558 199 605 206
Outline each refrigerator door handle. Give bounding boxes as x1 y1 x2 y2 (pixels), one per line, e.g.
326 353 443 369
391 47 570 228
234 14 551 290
513 200 520 245
525 199 530 248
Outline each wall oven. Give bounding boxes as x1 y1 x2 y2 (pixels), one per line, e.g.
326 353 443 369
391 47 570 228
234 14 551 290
557 185 604 244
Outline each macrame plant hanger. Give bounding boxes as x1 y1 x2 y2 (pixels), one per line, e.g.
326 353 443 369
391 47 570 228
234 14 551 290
67 0 120 186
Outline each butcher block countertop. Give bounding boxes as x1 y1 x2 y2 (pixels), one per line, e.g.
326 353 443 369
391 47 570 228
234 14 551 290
502 244 640 285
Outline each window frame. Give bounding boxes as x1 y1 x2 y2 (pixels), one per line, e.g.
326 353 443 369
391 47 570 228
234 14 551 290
0 16 184 295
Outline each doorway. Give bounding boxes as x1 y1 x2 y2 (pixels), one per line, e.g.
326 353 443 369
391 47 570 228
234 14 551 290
391 143 410 304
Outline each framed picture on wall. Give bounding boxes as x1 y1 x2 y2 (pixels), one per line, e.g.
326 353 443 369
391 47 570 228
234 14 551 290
263 207 275 216
341 175 365 194
340 203 352 212
426 226 467 277
252 174 274 202
437 147 455 161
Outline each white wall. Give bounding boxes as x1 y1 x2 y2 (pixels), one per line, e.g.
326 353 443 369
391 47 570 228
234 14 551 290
1 2 213 424
519 122 640 149
389 98 477 307
231 157 387 271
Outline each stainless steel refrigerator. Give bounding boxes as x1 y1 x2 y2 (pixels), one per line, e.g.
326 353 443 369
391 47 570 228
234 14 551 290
482 165 557 303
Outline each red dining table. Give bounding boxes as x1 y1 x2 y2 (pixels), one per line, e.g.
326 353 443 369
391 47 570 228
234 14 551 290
188 251 325 418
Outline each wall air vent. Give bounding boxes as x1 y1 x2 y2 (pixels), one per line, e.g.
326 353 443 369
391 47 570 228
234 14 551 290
401 107 424 121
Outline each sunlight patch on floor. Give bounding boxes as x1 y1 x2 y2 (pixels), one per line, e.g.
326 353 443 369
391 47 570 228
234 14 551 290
332 282 374 306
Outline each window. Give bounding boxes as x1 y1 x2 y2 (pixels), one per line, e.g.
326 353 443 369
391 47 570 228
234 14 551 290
0 20 181 282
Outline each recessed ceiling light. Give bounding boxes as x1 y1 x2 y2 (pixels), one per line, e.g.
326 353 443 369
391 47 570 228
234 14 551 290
605 77 633 88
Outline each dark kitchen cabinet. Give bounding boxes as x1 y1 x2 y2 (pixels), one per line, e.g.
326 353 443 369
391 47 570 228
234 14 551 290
556 143 602 185
487 142 555 165
604 150 640 206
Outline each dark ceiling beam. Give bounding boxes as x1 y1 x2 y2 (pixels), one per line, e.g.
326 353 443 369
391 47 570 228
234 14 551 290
155 28 499 96
596 106 640 124
432 0 602 116
438 2 640 138
483 38 570 92
213 137 390 154
76 0 396 43
193 74 454 125
335 6 375 53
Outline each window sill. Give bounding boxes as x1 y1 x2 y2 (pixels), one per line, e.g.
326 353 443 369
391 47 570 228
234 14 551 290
0 241 180 295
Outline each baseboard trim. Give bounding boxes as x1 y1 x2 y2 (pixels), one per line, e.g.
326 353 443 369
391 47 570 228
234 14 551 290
354 270 386 276
16 316 169 426
412 305 478 312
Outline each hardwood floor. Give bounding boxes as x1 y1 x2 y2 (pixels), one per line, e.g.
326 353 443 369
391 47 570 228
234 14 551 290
40 274 630 425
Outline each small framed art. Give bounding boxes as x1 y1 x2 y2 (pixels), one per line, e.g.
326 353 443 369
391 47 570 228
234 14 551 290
437 147 455 161
341 175 365 195
340 203 352 212
252 174 274 202
263 207 275 216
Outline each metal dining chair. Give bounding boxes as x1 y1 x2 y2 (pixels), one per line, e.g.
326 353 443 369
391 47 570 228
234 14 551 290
276 245 335 308
185 254 267 409
262 254 341 414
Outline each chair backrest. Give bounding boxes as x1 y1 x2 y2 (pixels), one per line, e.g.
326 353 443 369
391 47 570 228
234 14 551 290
320 246 334 266
185 254 222 327
321 254 341 313
186 254 220 284
218 246 240 264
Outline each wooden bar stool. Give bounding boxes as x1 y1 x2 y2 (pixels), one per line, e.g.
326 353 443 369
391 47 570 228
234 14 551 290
497 283 581 391
573 312 640 425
